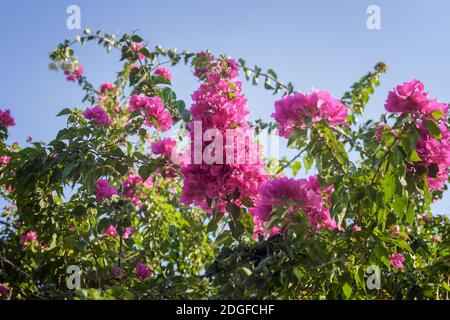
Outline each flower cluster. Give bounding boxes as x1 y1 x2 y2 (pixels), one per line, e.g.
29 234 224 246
123 173 153 208
151 138 177 158
0 109 15 128
128 94 172 131
251 176 337 237
385 80 448 117
390 253 405 269
154 67 172 81
272 90 348 138
95 178 118 201
19 231 38 246
0 155 11 164
135 262 151 280
83 105 111 126
64 66 84 82
103 225 133 239
131 42 145 61
0 284 8 296
180 57 268 211
414 122 450 190
99 82 115 95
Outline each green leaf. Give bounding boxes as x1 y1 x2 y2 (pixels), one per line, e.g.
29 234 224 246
343 283 352 299
423 119 442 140
138 165 151 180
56 108 72 117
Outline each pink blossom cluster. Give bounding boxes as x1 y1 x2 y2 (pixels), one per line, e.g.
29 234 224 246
64 66 84 82
123 173 153 207
128 94 173 131
414 122 450 190
151 138 177 158
251 176 337 237
0 284 8 296
272 90 348 138
0 109 15 128
83 105 111 126
103 224 133 239
390 253 405 269
20 231 38 246
131 42 145 61
99 82 115 95
385 80 448 117
0 155 11 164
180 57 268 211
154 67 172 81
135 262 151 280
95 178 118 201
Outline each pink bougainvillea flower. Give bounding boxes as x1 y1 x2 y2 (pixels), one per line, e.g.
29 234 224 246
122 227 133 239
352 225 362 232
135 262 151 280
0 284 8 296
390 253 405 269
131 42 145 61
385 80 448 117
154 67 172 81
83 105 111 126
251 176 337 237
129 94 172 131
123 173 148 208
412 122 450 191
151 138 177 158
99 82 115 95
64 66 84 82
95 178 118 201
272 90 348 138
0 155 11 164
20 231 37 245
112 266 121 277
180 57 268 210
391 225 401 236
26 136 32 142
0 109 15 128
104 225 118 237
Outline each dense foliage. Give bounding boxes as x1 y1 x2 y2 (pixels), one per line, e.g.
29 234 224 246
0 30 449 300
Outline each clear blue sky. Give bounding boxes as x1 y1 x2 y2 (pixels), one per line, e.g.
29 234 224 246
1 0 449 214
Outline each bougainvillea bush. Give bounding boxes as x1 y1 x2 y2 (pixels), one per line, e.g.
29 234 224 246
0 30 449 300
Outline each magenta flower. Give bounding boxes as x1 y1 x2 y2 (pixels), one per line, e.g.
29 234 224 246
99 82 115 95
251 176 337 237
413 122 450 191
391 225 401 236
352 225 362 232
154 67 172 81
129 94 173 131
135 262 151 280
131 42 145 61
0 155 11 164
26 136 32 142
272 90 348 138
104 225 118 237
385 80 448 117
180 57 268 211
0 284 8 296
151 138 177 158
112 266 121 277
122 227 133 239
390 253 405 269
65 66 84 82
83 105 111 126
20 231 37 245
95 178 118 201
0 109 15 128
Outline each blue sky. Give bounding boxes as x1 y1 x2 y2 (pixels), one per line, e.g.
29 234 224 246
1 0 449 214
